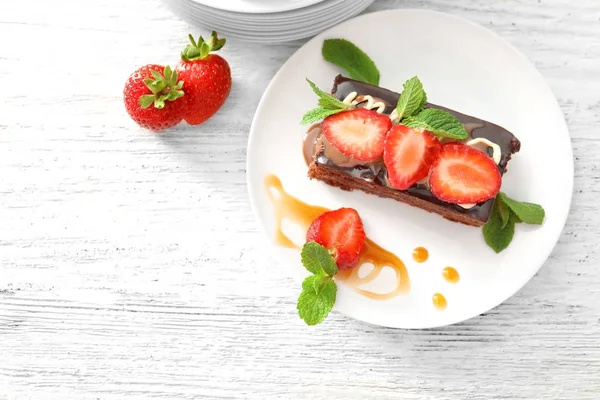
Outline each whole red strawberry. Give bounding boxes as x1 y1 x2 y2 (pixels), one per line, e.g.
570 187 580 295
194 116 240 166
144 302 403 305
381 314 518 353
123 64 186 131
176 32 232 125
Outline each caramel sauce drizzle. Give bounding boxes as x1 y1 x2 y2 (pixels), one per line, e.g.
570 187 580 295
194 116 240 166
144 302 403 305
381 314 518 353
265 174 410 299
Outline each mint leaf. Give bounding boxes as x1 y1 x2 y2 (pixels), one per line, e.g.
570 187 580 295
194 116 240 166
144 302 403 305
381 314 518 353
322 39 380 85
312 273 331 294
498 192 545 225
301 79 352 125
396 76 427 120
297 275 337 326
403 109 468 140
306 79 349 110
483 199 516 253
297 242 339 325
510 211 522 224
301 107 344 125
484 193 545 252
301 242 338 276
496 197 510 229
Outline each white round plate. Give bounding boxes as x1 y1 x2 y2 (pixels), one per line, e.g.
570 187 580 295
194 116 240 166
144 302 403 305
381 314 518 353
247 10 573 329
190 0 325 14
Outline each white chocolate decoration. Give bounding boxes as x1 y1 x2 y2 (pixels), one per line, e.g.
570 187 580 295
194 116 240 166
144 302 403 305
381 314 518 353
342 92 387 114
342 91 359 105
388 108 399 125
466 137 502 165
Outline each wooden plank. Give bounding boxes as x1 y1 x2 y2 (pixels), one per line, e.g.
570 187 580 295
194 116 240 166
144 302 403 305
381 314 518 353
1 0 599 398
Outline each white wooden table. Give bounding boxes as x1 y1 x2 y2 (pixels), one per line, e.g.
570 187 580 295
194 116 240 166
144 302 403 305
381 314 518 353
1 0 599 398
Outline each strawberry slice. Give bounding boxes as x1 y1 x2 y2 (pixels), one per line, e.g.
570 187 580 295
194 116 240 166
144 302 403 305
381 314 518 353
322 108 392 162
383 125 442 190
306 208 366 270
429 142 502 204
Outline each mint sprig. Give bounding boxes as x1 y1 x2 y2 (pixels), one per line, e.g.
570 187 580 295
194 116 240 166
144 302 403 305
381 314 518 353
483 193 545 253
498 193 545 225
483 199 516 253
396 76 427 120
301 241 338 275
322 39 380 85
393 76 468 140
496 196 511 228
297 242 338 325
403 109 468 140
300 79 352 125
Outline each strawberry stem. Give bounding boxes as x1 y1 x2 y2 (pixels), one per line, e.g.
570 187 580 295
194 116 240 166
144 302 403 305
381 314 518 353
138 65 185 110
181 31 227 62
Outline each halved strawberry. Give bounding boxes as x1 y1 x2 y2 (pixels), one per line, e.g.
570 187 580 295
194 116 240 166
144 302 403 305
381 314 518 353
306 208 366 270
322 108 392 162
383 125 442 190
429 142 501 204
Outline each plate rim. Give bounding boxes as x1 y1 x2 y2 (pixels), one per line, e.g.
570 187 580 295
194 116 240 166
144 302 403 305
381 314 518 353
187 0 328 14
246 9 574 329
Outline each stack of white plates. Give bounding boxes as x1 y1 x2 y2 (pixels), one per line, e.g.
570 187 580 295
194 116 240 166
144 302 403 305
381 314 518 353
163 0 375 43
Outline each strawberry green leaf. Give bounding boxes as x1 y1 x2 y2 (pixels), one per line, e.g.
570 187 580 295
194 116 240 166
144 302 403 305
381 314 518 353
139 94 156 109
163 66 172 82
166 90 184 102
182 32 227 61
144 78 164 94
150 70 164 81
138 66 185 109
209 31 226 51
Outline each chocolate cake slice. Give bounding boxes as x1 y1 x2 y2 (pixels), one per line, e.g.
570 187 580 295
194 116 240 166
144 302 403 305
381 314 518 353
306 75 521 227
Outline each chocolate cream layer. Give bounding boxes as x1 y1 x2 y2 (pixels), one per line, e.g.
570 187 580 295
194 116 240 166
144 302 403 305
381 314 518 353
308 75 521 224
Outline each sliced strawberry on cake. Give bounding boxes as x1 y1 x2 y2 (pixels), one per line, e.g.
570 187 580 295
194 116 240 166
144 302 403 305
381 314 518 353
429 142 502 204
322 108 392 162
383 125 442 190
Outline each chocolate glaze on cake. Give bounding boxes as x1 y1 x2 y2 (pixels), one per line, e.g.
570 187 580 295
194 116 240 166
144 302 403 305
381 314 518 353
306 75 521 227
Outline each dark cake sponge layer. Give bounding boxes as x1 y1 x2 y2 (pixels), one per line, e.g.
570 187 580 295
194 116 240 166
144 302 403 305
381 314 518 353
308 161 486 227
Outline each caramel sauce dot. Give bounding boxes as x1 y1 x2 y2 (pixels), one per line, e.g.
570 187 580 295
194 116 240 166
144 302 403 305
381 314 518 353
442 267 460 284
412 247 429 263
432 293 447 311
